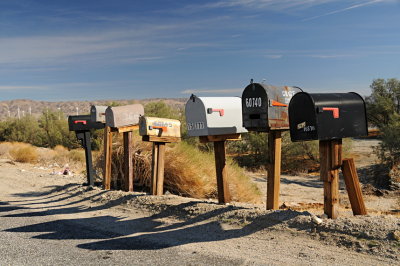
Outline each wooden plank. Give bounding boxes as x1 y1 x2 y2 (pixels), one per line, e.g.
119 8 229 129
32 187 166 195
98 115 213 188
117 124 139 133
199 134 241 143
142 135 181 143
123 131 134 192
213 141 231 204
341 158 367 215
267 131 282 210
319 139 341 219
103 126 112 190
156 143 166 196
150 143 159 195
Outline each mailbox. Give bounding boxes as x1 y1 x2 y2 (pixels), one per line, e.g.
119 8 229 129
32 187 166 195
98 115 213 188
68 115 105 131
242 82 302 131
139 116 181 138
105 104 144 128
185 95 247 137
90 105 107 123
289 92 368 141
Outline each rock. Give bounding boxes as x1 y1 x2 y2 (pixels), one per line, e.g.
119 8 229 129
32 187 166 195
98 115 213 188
321 214 328 219
311 215 323 225
392 230 400 241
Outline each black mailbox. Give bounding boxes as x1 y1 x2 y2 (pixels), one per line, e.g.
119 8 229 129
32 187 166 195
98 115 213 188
68 115 104 131
68 115 105 186
242 82 302 131
288 92 368 141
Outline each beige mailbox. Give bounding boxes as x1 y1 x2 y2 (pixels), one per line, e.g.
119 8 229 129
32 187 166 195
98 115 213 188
105 104 144 128
90 105 107 123
139 116 181 138
185 95 248 136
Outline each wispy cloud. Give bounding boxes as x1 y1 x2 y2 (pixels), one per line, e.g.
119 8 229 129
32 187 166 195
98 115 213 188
0 86 48 91
302 0 385 21
181 88 242 94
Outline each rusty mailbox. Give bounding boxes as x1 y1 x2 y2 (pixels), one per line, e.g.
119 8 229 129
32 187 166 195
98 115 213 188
90 105 107 124
289 92 368 141
105 104 144 128
68 115 105 186
242 82 302 131
185 95 247 137
139 116 181 138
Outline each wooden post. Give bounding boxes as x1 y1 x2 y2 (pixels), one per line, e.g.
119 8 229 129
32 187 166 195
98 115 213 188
123 131 134 192
341 158 367 215
156 143 166 196
267 131 282 210
151 143 159 195
319 139 342 219
214 141 231 204
103 126 112 190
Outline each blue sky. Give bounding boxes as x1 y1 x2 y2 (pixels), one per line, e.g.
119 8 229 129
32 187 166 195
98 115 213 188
0 0 399 101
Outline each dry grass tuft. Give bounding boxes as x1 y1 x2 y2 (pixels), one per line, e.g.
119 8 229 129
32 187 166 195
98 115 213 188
9 142 38 163
99 135 262 203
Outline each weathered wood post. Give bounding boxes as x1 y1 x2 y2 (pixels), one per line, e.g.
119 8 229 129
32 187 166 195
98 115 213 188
139 116 181 196
289 91 368 219
242 81 302 210
185 95 247 204
103 104 144 191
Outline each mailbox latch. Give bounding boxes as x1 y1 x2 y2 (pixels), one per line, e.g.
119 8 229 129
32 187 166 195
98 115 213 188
207 108 224 116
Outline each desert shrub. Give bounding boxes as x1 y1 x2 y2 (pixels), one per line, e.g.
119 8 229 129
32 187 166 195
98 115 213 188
366 78 400 166
0 142 13 157
96 136 262 203
9 143 38 163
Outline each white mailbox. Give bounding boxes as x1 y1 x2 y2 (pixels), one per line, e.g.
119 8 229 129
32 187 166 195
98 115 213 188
185 95 248 137
105 104 144 128
139 116 181 138
90 105 107 123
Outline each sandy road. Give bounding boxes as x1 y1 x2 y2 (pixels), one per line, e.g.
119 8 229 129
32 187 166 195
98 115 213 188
0 159 397 265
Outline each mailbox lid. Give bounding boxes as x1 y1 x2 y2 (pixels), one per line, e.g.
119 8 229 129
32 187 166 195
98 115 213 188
105 104 144 128
242 82 302 131
139 116 181 137
68 115 105 131
289 92 368 141
90 105 107 123
185 95 247 137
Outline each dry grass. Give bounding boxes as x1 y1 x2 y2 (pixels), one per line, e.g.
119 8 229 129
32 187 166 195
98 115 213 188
9 142 38 163
98 135 262 203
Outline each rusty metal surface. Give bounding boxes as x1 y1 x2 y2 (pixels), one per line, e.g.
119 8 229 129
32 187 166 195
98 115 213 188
242 82 302 132
139 116 181 138
105 104 144 128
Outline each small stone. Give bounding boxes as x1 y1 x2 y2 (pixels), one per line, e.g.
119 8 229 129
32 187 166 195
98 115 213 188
321 214 328 219
311 215 323 225
392 230 400 241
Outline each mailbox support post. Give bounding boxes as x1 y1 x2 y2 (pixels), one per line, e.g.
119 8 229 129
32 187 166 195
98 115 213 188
123 131 134 192
214 140 231 204
103 126 112 190
150 142 166 196
76 131 95 186
341 158 367 215
319 139 342 219
267 131 282 210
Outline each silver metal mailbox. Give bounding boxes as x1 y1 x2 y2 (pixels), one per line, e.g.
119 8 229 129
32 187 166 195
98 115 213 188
185 95 248 137
105 104 144 128
90 105 107 123
139 116 181 138
242 82 302 132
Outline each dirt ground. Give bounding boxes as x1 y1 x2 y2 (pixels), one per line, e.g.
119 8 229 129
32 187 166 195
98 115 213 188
0 139 399 265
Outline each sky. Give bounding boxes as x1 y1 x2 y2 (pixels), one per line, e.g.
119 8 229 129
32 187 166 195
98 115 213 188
0 0 399 101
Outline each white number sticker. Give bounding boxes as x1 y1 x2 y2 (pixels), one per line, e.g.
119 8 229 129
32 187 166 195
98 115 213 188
187 122 205 131
245 97 262 108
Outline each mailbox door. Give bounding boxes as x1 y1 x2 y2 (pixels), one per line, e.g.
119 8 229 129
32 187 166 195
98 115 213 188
185 96 209 136
314 93 368 140
242 83 269 131
289 92 318 141
90 105 107 123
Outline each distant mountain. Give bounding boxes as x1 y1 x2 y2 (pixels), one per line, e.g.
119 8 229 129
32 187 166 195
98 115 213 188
0 98 186 120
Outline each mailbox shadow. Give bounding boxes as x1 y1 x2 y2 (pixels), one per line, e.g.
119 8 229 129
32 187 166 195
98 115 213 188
280 176 323 188
8 184 81 203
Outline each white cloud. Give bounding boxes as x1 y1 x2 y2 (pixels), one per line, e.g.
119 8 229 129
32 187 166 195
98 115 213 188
0 86 47 90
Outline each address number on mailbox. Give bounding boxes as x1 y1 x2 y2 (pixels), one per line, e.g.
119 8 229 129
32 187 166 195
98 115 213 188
187 122 205 131
245 97 262 108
